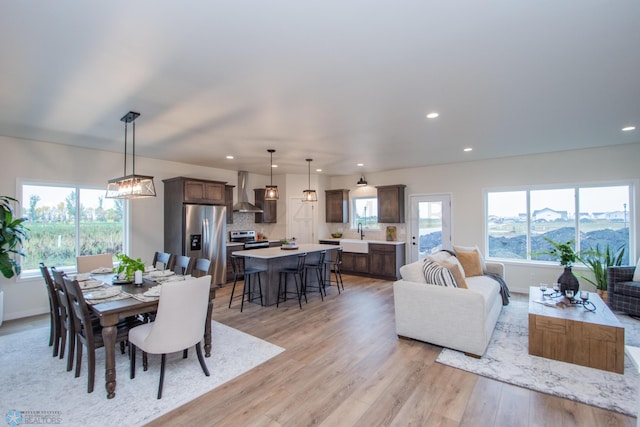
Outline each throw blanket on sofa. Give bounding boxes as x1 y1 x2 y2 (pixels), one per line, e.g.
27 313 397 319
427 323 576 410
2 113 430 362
486 273 510 305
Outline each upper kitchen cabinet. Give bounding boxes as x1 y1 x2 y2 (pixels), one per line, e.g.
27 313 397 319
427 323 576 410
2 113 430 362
163 177 226 205
325 189 350 223
225 185 235 224
254 188 277 223
377 185 406 223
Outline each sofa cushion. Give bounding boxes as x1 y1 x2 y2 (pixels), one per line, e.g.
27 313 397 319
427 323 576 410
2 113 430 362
454 245 484 277
423 260 458 287
613 281 640 298
427 251 453 263
399 260 427 283
440 258 468 288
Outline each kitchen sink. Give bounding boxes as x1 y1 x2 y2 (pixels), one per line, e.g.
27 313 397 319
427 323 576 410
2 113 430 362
339 239 369 253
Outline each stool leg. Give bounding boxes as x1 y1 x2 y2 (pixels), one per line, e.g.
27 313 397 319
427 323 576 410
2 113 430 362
257 273 264 306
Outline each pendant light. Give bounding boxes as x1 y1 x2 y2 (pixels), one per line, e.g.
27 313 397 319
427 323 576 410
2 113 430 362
356 175 368 186
264 149 279 200
302 158 318 202
106 111 156 199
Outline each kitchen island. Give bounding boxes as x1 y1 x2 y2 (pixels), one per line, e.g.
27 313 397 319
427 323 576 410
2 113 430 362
233 244 339 306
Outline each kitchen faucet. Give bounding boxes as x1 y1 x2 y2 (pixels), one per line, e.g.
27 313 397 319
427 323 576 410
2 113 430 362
357 222 365 240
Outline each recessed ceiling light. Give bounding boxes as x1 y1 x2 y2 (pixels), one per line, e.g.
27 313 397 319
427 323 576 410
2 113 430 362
426 112 440 119
272 164 278 168
622 126 636 132
464 147 473 152
225 155 234 159
357 163 364 167
316 169 322 172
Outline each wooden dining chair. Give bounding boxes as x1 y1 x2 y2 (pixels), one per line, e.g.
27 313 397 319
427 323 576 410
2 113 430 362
152 252 176 271
129 275 212 399
63 277 139 393
76 253 113 273
51 268 75 372
40 263 62 357
172 255 194 275
190 258 211 278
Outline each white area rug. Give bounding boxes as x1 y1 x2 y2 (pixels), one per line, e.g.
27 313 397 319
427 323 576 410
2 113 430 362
436 300 640 416
0 322 284 426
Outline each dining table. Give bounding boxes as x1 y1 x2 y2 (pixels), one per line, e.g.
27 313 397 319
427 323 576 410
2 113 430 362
84 272 216 399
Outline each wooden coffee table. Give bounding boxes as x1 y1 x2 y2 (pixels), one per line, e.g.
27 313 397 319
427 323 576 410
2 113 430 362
528 286 624 373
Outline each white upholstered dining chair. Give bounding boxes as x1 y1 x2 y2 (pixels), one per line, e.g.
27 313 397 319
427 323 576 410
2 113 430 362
128 275 212 399
76 253 113 273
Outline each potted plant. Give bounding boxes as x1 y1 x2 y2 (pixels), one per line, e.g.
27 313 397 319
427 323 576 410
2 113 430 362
114 253 145 284
577 244 625 303
538 237 579 294
0 196 29 326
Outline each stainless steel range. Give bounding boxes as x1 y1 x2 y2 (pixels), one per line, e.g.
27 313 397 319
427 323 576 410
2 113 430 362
229 230 270 249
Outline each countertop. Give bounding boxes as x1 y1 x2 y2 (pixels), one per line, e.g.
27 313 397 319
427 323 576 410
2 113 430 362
319 238 405 246
232 244 339 259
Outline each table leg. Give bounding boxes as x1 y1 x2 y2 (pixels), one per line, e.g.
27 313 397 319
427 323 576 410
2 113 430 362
102 325 117 399
204 299 213 357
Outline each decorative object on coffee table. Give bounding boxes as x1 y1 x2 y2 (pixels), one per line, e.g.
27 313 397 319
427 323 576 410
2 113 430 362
539 237 579 295
577 244 626 303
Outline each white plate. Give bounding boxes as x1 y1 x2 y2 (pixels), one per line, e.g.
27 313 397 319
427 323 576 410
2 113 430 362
71 273 92 282
80 280 104 290
148 270 174 278
143 286 161 297
90 267 113 274
84 287 120 300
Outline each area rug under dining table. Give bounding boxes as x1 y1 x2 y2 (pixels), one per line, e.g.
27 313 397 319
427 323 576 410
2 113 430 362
0 321 284 426
436 300 640 416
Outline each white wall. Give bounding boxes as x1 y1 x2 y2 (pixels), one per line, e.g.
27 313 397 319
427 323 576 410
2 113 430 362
0 136 261 320
2 136 638 320
329 143 640 294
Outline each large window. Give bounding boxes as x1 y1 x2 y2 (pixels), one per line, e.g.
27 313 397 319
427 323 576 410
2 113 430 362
486 184 631 264
351 197 380 230
20 183 126 275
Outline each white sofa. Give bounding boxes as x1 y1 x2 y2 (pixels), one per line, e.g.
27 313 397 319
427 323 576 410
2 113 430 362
393 258 505 357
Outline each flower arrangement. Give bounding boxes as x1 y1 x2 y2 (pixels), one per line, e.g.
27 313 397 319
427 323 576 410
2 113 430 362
114 253 145 281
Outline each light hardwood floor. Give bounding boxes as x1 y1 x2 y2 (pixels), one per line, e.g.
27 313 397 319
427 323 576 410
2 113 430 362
2 275 635 426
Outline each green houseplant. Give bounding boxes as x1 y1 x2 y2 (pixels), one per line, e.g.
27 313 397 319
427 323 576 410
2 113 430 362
114 253 145 282
538 237 579 294
0 196 29 279
577 244 625 301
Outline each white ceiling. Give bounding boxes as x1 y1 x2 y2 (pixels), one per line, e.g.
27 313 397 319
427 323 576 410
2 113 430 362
2 1 639 176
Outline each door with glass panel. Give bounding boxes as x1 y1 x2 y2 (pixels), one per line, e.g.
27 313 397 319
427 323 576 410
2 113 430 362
409 194 451 262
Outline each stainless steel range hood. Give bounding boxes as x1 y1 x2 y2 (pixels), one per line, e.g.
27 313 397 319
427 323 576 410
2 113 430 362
232 170 263 213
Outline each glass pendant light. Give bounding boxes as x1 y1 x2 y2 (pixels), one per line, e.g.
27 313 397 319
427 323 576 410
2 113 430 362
106 111 156 199
302 158 318 202
264 149 279 200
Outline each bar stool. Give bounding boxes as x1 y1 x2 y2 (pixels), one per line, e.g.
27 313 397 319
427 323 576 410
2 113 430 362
304 250 327 301
277 253 307 309
324 248 344 294
228 255 265 312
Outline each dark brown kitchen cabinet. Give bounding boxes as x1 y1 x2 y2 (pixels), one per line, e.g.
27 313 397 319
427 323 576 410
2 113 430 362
325 189 350 223
369 243 404 280
225 185 234 224
254 189 277 223
341 252 369 274
164 177 226 205
377 184 406 223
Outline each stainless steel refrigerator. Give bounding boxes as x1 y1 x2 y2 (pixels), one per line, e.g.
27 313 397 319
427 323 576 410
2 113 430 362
165 204 227 286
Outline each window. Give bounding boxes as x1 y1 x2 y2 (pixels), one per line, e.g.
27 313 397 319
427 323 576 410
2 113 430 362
486 184 631 264
351 197 380 229
20 183 126 275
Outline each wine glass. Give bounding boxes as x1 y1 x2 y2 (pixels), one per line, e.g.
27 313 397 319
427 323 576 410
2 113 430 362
552 283 560 293
539 283 548 295
580 291 589 302
565 289 575 300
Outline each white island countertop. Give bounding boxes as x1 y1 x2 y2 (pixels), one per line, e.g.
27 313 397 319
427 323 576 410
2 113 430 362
232 243 339 259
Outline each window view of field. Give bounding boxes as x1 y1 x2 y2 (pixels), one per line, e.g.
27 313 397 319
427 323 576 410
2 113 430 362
487 186 630 264
21 185 124 271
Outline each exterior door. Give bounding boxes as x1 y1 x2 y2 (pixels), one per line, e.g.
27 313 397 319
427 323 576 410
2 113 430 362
409 194 451 262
